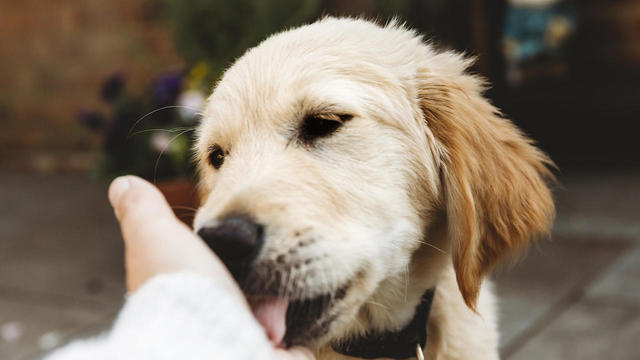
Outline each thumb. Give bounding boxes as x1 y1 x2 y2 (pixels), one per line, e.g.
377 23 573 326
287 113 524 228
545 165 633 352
108 175 178 231
107 175 239 294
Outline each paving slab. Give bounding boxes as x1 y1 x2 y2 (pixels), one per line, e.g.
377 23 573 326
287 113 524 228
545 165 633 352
493 236 633 356
0 297 113 360
0 172 125 308
553 171 640 241
0 172 124 358
507 299 640 360
555 171 640 226
587 245 640 303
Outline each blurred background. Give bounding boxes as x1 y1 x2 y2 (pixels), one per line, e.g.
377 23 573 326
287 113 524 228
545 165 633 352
0 0 638 359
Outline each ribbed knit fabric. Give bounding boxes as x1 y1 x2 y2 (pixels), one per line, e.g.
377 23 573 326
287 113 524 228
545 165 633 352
44 272 275 360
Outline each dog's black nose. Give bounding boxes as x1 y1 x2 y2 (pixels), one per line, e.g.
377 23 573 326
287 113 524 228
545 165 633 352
197 214 264 281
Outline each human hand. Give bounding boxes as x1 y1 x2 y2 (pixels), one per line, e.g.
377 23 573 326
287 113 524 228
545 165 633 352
108 176 314 360
108 175 242 297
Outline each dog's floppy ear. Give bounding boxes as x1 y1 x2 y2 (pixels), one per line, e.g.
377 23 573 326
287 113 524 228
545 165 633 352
417 56 555 309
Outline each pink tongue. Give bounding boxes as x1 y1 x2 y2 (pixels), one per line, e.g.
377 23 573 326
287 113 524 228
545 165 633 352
250 297 289 347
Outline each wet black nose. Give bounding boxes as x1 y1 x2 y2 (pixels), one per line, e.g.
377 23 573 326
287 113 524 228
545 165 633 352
197 214 264 282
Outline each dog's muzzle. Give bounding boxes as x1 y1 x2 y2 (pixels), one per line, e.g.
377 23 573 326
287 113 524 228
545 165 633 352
197 214 341 347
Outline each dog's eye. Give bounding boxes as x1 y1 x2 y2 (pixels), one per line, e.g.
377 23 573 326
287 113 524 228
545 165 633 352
208 145 225 169
300 113 352 144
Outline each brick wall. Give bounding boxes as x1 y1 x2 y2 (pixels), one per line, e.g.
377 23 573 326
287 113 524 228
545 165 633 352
0 0 182 171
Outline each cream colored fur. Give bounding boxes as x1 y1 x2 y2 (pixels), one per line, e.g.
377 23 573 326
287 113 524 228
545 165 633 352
193 17 554 360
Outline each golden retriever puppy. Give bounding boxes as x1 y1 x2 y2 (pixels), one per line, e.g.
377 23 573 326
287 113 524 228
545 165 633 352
193 17 555 360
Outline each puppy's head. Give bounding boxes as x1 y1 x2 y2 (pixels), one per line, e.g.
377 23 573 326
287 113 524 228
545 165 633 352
193 18 554 349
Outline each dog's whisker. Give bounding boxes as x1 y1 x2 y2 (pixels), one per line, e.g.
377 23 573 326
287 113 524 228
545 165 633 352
285 268 292 295
350 311 367 333
127 105 200 138
417 239 447 254
281 268 289 297
152 128 195 184
129 127 194 137
274 267 284 297
364 300 390 310
276 269 284 297
290 267 299 299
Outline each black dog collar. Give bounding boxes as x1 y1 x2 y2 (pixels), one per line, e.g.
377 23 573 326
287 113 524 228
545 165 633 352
332 288 436 359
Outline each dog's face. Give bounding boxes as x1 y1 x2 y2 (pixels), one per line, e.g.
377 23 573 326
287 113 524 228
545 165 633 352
193 18 554 350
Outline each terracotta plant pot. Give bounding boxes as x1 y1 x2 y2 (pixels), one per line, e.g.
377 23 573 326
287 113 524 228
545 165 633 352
155 179 200 227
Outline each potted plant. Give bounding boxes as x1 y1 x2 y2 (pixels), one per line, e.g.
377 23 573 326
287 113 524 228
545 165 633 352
79 0 325 225
79 65 210 226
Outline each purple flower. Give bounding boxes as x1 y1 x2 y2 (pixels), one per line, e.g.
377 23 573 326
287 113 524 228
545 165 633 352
101 73 125 102
77 109 105 132
152 71 183 105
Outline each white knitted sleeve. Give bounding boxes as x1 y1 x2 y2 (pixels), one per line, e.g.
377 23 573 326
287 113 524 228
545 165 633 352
44 272 275 360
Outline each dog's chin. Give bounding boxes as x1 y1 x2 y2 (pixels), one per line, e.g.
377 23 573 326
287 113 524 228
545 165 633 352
248 293 336 348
